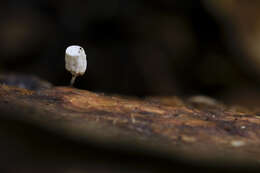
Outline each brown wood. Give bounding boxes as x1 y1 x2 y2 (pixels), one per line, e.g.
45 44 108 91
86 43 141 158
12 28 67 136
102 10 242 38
1 83 260 171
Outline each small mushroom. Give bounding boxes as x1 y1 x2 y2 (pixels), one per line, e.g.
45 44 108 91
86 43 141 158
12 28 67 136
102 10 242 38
65 45 87 86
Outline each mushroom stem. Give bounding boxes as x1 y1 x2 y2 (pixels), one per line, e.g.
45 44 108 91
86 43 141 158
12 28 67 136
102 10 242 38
70 75 77 86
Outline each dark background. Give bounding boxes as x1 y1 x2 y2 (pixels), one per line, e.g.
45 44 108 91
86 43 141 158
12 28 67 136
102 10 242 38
1 0 260 104
2 1 260 172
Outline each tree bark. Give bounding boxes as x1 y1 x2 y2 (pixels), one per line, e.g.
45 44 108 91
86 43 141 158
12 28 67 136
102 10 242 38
1 81 260 172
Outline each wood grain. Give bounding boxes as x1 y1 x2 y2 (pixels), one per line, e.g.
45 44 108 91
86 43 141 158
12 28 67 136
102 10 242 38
1 84 260 170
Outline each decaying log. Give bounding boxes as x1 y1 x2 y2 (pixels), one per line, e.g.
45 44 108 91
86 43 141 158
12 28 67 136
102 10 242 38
1 78 260 172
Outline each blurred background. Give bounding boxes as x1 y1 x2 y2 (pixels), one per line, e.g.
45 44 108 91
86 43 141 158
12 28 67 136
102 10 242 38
1 0 260 105
3 1 260 172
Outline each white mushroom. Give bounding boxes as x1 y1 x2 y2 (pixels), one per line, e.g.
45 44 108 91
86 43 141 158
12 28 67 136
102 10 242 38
65 45 87 86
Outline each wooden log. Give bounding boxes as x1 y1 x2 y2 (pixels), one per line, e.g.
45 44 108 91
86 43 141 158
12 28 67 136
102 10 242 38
1 80 260 172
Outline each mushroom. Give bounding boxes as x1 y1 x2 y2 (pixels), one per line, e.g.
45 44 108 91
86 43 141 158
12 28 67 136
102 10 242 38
65 45 87 86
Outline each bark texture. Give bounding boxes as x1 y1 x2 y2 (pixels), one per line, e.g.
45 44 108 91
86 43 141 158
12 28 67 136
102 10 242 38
1 81 260 172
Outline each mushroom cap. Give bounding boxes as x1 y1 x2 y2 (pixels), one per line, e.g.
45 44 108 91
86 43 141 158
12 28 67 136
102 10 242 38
65 45 87 76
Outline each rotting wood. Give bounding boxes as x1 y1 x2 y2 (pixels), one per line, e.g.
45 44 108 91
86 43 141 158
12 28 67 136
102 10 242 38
1 84 260 170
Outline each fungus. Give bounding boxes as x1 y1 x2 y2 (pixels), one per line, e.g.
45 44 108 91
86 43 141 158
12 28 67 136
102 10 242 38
65 45 87 86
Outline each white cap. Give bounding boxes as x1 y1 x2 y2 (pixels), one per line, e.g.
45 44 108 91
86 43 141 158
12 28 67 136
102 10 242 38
65 45 87 76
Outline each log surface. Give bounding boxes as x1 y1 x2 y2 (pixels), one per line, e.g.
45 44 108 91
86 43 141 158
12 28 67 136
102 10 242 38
1 84 260 171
